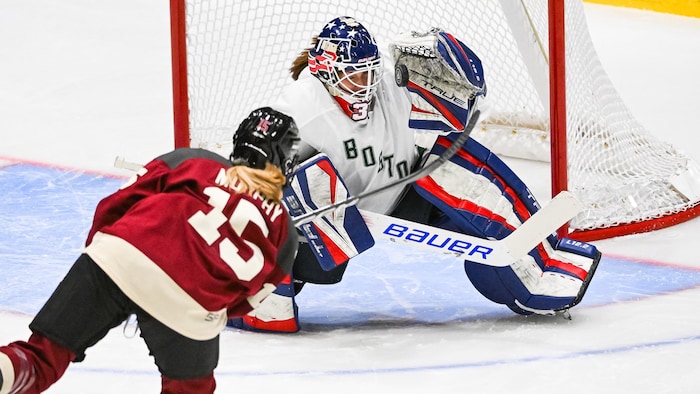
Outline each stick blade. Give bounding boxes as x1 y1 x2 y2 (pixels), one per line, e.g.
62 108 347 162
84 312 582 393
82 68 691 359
503 191 583 259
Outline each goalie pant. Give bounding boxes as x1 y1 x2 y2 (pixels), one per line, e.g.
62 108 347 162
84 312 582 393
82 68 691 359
414 133 601 315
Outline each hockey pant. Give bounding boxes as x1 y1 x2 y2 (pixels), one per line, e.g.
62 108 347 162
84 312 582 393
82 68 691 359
414 133 601 315
0 254 217 394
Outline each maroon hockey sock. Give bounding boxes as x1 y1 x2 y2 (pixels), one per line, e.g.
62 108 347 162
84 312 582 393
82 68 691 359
0 333 75 394
161 373 216 393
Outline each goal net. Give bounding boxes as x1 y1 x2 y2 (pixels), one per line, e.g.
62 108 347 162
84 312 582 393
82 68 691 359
170 0 700 241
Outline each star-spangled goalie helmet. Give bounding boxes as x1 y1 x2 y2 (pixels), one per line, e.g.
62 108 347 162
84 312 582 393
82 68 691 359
231 107 300 179
308 16 383 121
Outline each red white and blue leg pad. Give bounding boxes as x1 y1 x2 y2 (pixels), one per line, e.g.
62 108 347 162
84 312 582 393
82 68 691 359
414 133 601 315
227 274 300 333
227 154 377 333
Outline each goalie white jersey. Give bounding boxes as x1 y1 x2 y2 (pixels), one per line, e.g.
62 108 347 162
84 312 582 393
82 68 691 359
273 67 422 215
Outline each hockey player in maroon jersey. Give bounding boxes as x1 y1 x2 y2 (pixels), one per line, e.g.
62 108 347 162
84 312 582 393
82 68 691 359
0 107 300 393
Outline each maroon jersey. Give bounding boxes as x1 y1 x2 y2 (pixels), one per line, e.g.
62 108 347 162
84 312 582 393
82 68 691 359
84 148 297 340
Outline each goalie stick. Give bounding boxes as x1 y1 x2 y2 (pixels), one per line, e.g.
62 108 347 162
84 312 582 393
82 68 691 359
358 190 582 267
115 150 582 267
111 165 582 268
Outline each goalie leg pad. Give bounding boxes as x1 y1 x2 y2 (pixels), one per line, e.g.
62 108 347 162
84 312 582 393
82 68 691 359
227 274 300 333
464 239 601 315
414 135 601 314
415 135 542 241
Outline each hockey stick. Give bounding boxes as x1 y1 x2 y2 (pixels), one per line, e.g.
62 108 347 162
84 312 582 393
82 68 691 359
359 190 583 267
291 109 482 227
113 122 581 267
114 146 582 266
114 156 144 172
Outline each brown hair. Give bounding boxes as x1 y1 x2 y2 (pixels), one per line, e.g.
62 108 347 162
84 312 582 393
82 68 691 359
225 163 287 203
290 36 318 81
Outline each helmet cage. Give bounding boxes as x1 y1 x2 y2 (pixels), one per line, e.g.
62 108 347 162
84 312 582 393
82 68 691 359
324 52 383 105
308 17 384 108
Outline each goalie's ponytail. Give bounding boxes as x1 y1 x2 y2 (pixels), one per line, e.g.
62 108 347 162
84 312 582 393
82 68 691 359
226 163 286 203
290 36 318 80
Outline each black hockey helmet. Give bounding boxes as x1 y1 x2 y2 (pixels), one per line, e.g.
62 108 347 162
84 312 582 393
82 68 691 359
230 107 300 177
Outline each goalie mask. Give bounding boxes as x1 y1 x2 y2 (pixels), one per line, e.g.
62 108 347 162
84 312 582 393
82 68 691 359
308 16 383 121
231 107 300 179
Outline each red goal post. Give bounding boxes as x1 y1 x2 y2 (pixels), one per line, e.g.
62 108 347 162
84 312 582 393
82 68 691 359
169 0 700 241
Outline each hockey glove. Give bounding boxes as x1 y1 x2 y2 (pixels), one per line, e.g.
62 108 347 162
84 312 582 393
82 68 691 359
389 28 486 133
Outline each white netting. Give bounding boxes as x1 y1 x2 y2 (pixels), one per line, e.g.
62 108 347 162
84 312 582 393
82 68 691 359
176 0 700 237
